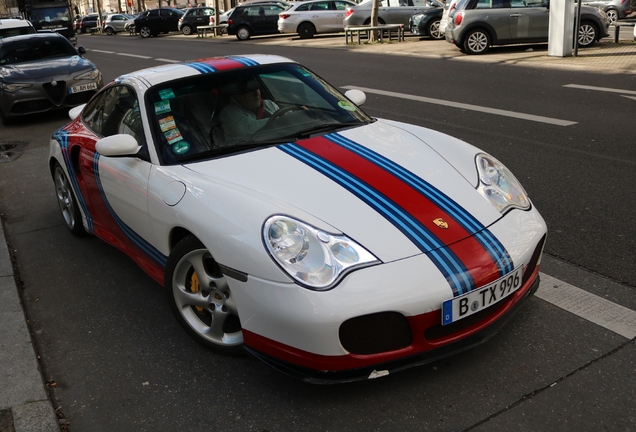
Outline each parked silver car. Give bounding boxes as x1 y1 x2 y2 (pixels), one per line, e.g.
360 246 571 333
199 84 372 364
278 0 356 38
445 0 610 54
103 13 136 35
582 0 633 24
344 0 443 27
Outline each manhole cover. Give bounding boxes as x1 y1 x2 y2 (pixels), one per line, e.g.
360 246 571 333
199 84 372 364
0 141 26 164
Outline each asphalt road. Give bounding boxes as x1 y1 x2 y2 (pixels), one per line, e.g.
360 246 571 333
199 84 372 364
0 33 634 431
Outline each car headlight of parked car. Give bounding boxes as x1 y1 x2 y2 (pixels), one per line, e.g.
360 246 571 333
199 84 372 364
476 154 530 213
263 216 379 290
74 69 101 81
411 13 424 25
1 82 33 92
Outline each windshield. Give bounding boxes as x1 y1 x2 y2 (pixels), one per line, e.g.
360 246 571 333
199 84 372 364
27 7 72 26
0 37 77 64
146 62 372 165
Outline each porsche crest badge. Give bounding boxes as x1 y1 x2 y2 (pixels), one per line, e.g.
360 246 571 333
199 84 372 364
433 218 448 229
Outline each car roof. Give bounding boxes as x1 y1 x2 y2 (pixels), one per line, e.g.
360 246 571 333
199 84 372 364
0 32 68 46
117 55 296 87
0 18 35 29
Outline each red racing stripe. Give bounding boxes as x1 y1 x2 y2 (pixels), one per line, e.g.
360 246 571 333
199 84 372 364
192 57 248 71
296 136 500 288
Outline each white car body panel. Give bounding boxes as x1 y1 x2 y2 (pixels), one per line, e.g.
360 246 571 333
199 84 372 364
48 55 547 381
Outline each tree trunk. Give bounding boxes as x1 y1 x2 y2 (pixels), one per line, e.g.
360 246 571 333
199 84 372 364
369 0 379 42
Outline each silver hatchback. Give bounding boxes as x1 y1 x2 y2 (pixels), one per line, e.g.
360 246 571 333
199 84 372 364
445 0 610 54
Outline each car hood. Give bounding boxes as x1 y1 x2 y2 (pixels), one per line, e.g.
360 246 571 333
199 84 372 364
0 56 92 81
185 120 503 262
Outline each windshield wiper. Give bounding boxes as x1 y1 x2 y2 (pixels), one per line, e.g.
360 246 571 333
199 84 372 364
291 122 361 139
177 142 280 162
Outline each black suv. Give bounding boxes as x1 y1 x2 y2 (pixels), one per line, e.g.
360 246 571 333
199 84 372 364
178 7 215 35
76 14 99 34
134 8 184 38
226 3 287 40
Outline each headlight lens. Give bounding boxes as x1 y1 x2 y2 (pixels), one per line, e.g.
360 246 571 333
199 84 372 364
1 82 32 92
74 69 100 80
263 216 379 290
476 154 530 213
412 14 424 24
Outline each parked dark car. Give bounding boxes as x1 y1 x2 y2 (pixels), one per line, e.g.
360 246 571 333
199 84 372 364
134 8 184 38
178 7 216 35
0 33 103 124
77 14 99 34
226 3 288 40
409 4 444 39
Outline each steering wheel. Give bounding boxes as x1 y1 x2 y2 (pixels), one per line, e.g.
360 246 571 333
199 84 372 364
266 105 303 125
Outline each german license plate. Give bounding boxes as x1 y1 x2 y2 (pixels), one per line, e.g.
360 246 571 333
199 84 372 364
68 82 98 94
442 267 523 326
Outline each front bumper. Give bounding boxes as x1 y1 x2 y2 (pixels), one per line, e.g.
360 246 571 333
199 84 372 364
231 207 547 382
248 270 541 384
1 77 101 118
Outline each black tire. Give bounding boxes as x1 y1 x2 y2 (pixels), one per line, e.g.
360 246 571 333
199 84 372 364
181 25 193 35
139 25 152 38
165 235 244 355
297 22 316 39
463 28 490 54
105 27 115 35
236 25 251 40
428 19 443 40
577 21 597 48
53 162 86 236
76 27 82 34
363 18 386 25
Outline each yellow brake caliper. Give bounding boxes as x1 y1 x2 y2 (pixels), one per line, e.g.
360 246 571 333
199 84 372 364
190 271 206 315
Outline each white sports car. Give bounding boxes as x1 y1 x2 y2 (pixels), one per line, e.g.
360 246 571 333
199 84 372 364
49 55 547 383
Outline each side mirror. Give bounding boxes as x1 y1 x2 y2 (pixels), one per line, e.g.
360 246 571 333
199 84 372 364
95 134 141 157
68 104 86 120
77 46 86 55
344 89 366 107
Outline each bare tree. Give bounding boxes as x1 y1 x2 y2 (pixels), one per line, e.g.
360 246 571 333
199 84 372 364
369 0 379 42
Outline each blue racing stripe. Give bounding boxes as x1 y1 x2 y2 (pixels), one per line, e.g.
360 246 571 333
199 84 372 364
52 129 94 232
232 57 260 67
185 62 217 74
280 143 474 296
326 133 514 275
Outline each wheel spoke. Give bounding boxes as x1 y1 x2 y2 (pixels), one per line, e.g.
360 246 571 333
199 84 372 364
174 287 209 309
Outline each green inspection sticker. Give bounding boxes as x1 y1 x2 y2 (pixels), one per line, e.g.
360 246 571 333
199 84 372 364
338 101 356 111
158 88 175 100
154 100 171 115
172 141 190 155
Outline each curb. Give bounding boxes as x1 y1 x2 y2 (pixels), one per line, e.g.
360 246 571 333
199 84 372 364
0 223 60 432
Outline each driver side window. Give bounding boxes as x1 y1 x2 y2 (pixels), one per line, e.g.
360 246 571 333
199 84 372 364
82 85 148 161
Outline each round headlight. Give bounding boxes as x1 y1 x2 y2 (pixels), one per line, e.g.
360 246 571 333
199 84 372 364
263 216 379 290
476 154 530 213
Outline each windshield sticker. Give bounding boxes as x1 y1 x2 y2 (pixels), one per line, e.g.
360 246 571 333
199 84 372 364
159 116 176 132
164 128 183 145
154 100 171 115
158 88 176 100
338 101 356 111
172 141 190 155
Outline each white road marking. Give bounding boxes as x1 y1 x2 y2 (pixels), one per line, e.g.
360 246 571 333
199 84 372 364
155 58 181 63
622 95 636 101
90 49 115 54
116 53 153 59
564 84 636 96
537 273 636 339
342 85 577 126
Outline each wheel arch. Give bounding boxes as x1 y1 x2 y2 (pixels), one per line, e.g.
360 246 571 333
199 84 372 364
296 20 317 32
458 23 496 45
